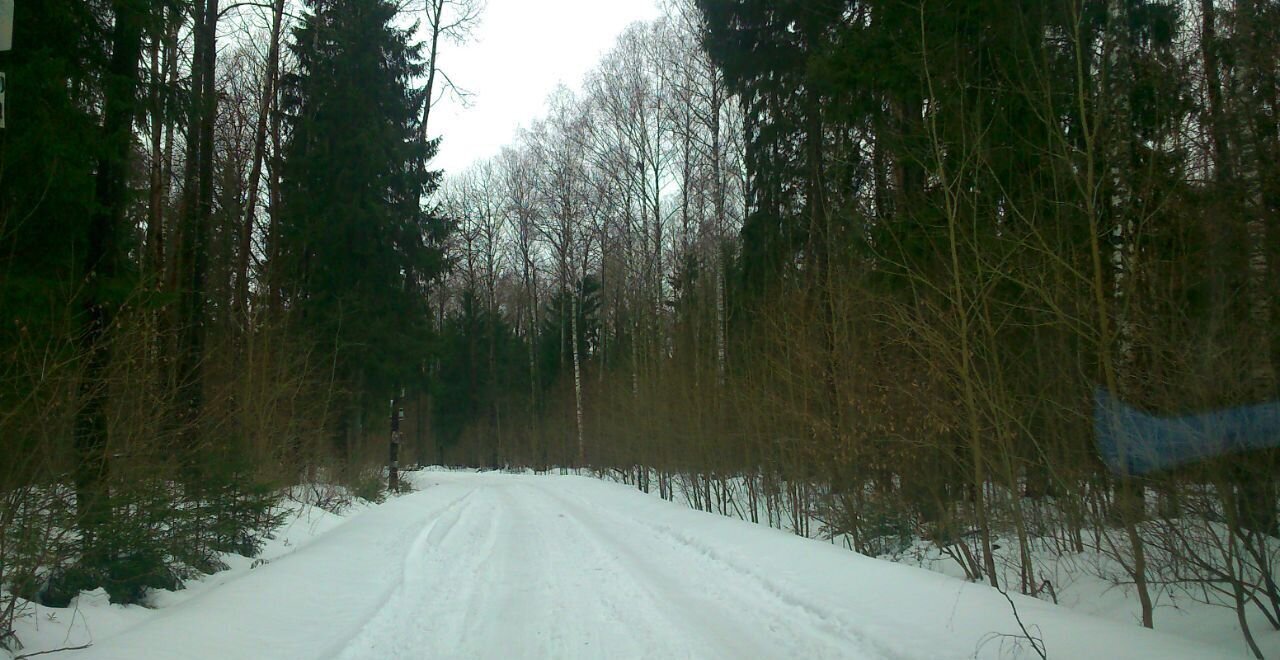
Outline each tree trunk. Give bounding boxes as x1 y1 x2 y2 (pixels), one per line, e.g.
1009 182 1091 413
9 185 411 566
236 0 286 320
177 0 219 459
266 72 285 312
420 0 444 143
572 289 586 467
76 0 146 565
146 6 167 278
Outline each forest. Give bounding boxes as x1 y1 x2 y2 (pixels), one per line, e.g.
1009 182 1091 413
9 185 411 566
1 0 1278 655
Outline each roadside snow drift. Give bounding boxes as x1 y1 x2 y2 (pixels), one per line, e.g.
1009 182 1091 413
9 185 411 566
29 472 1224 659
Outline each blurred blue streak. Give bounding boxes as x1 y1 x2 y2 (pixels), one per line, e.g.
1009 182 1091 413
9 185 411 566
1094 388 1280 475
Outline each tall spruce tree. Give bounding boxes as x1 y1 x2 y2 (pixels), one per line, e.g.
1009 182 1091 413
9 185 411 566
278 0 446 455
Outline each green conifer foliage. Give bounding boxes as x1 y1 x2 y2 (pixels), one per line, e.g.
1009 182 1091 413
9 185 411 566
278 0 448 444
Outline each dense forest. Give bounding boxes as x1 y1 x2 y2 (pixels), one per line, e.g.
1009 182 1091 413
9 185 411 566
1 0 1278 654
0 0 456 642
433 0 1280 650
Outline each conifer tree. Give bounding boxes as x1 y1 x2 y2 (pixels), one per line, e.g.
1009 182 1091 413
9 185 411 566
278 0 447 454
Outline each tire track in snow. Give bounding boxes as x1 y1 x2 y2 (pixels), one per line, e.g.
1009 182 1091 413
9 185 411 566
510 484 762 659
496 483 730 658
334 477 892 659
411 482 703 658
334 486 480 659
439 487 508 652
530 481 899 659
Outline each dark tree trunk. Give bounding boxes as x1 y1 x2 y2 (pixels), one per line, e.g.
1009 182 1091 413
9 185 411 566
76 0 146 564
420 0 444 144
177 0 219 459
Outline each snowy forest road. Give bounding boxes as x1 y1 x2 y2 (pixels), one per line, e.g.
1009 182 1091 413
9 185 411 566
64 472 1221 659
332 479 879 659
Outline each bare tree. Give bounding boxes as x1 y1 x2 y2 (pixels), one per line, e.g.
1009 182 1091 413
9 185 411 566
235 0 288 321
411 0 484 140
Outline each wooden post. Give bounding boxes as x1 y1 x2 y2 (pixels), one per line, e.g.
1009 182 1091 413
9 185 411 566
389 392 404 492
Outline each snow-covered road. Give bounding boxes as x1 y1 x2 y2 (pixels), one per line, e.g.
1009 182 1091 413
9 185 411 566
335 479 882 659
58 472 1223 659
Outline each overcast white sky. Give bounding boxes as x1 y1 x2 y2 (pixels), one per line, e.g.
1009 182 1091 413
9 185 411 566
426 0 663 175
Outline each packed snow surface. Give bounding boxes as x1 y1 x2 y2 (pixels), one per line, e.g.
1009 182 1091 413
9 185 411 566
31 471 1225 659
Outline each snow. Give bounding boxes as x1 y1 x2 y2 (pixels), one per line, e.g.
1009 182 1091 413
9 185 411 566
8 471 1229 659
887 528 1280 658
630 471 1280 657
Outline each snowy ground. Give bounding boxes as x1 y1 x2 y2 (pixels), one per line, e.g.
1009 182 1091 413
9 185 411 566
631 471 1280 658
8 471 1229 659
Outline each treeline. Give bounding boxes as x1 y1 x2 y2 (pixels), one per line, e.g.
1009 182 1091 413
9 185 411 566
0 0 469 642
432 0 1279 651
429 7 746 470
